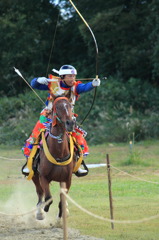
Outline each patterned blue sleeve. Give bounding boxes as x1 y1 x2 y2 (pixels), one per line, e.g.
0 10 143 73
76 82 94 94
31 78 49 90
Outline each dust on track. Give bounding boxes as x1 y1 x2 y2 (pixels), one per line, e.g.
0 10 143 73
0 173 104 239
0 214 104 240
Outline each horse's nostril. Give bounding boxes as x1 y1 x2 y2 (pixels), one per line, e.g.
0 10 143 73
66 120 70 126
65 120 75 131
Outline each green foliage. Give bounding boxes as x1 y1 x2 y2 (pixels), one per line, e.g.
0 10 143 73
121 140 143 166
126 150 142 165
1 1 159 145
1 76 158 146
2 0 159 97
0 0 60 95
75 76 159 144
0 90 46 145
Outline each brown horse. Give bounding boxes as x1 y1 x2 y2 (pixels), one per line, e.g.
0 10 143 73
32 96 76 221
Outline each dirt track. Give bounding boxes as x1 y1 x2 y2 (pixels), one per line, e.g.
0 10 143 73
0 214 104 240
0 166 105 240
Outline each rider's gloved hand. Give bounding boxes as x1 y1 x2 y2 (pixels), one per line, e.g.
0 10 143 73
37 77 48 85
92 78 101 87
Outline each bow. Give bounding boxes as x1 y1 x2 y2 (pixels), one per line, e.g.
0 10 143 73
68 0 99 124
69 0 98 78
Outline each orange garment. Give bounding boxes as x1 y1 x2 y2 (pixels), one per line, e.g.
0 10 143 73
72 128 89 156
22 111 89 157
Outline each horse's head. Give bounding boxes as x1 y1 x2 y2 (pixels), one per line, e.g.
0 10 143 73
52 97 75 132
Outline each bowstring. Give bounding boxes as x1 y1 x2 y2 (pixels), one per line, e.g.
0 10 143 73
46 11 60 77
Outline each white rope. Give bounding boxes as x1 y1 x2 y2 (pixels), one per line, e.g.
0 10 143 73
1 188 159 224
61 189 159 224
0 156 24 161
0 197 53 217
1 155 159 185
110 164 159 185
1 154 159 185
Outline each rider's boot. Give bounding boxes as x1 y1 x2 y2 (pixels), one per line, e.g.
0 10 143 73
77 168 87 174
75 161 88 177
22 158 30 174
23 166 30 173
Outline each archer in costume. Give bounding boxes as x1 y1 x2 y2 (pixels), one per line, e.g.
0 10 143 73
22 65 100 175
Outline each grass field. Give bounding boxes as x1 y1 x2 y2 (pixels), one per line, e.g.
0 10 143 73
0 140 159 240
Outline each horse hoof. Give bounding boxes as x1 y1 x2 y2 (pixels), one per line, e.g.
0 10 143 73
36 203 45 220
44 200 53 212
55 217 63 228
36 212 45 220
44 205 49 212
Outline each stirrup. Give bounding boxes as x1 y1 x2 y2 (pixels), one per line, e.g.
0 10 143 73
74 160 89 177
21 162 29 176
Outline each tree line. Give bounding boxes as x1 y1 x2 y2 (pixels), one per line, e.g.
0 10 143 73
1 0 159 145
1 0 159 95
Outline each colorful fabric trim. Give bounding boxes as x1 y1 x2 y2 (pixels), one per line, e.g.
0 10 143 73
22 115 89 158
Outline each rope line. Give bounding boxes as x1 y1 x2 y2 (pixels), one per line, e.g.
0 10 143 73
0 198 53 217
110 164 159 185
0 209 36 217
0 189 159 224
0 155 159 184
0 156 24 161
60 189 159 224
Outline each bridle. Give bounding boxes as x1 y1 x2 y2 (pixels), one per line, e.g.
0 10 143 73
49 97 74 143
48 123 63 143
52 96 71 127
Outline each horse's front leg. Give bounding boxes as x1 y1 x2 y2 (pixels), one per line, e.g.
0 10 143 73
40 176 53 212
32 174 44 204
32 174 45 220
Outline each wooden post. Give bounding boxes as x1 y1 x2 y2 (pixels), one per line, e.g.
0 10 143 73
61 182 68 240
106 154 114 229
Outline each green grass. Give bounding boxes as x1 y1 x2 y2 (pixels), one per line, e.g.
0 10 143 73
0 140 159 239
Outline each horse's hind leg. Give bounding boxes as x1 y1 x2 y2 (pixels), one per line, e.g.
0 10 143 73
40 176 53 212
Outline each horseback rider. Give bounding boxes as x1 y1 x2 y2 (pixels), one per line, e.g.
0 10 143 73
22 65 100 175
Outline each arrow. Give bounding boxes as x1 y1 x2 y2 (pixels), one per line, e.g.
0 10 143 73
14 67 46 105
48 77 107 82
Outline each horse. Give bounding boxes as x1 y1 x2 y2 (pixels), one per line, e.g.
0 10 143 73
32 96 77 222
